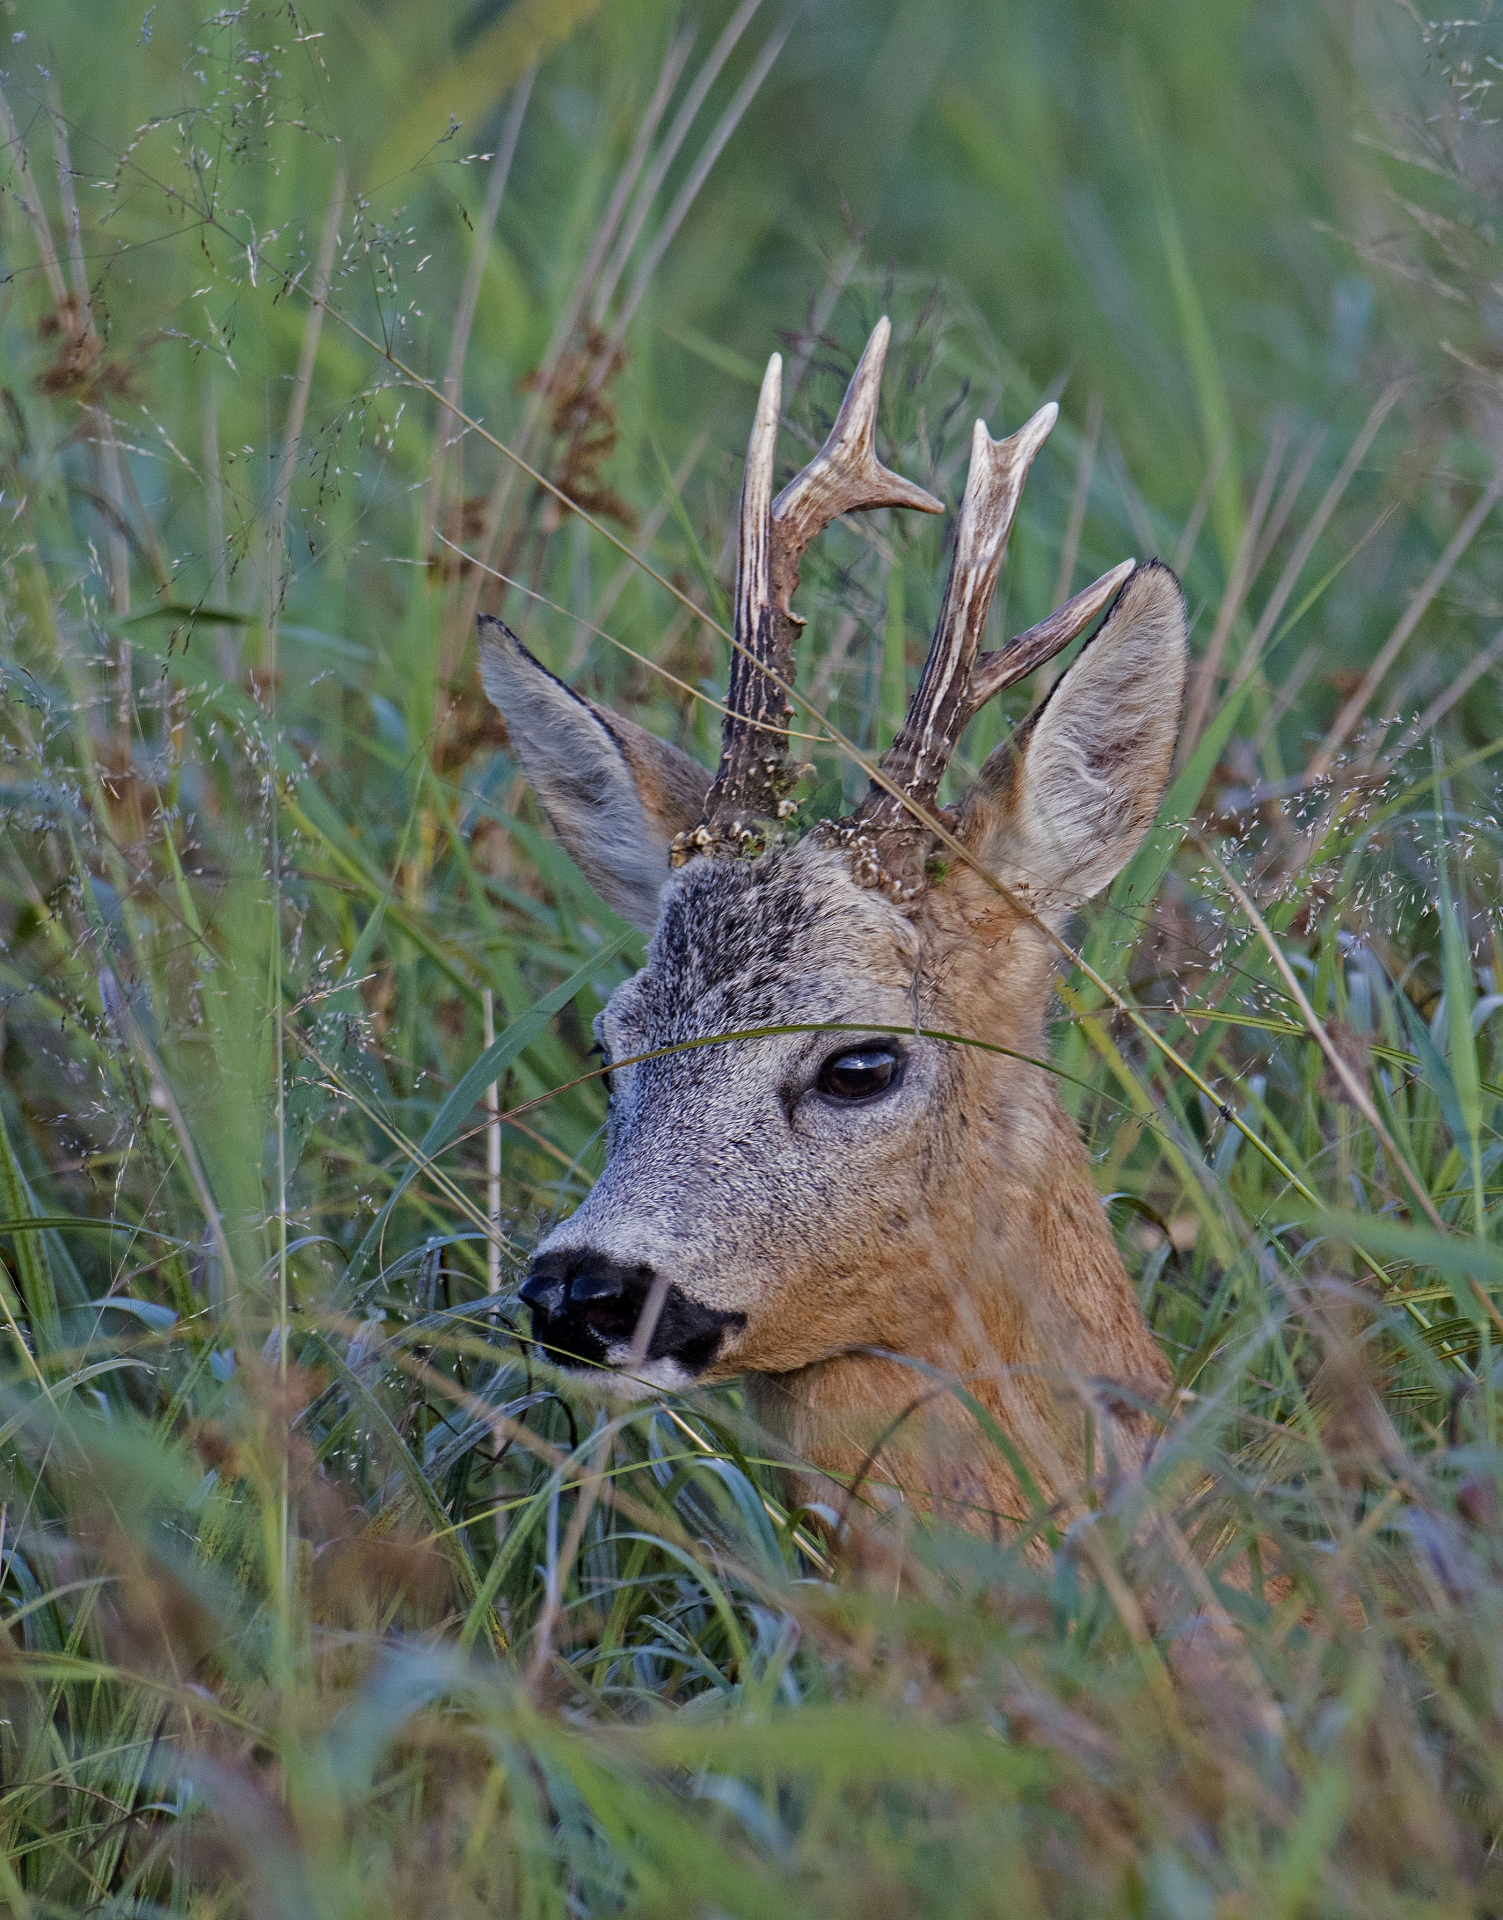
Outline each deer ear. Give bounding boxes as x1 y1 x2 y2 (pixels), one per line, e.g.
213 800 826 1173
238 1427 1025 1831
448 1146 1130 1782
956 561 1187 923
478 617 711 933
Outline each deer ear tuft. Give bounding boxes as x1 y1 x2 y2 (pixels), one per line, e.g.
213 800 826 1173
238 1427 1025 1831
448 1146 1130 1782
956 561 1187 923
477 617 710 933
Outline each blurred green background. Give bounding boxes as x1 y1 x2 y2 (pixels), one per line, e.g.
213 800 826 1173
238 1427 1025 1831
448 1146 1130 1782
10 0 1493 749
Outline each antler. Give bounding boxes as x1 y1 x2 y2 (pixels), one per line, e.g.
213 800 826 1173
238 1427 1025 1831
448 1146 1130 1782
963 557 1135 717
842 407 1134 897
674 318 942 863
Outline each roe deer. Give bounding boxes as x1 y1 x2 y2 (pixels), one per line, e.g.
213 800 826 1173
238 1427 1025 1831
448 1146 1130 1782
479 319 1187 1529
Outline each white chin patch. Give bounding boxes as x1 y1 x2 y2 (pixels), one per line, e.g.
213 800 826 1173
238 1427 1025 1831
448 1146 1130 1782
547 1352 698 1400
603 1348 697 1395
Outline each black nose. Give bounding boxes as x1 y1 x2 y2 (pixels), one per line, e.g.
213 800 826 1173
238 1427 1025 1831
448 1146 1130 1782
520 1252 654 1362
517 1249 746 1379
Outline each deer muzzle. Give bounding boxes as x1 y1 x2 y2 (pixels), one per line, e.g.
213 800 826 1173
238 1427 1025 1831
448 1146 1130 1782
519 1249 746 1382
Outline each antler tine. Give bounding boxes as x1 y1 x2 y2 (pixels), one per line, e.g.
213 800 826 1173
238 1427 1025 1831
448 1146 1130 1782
678 321 942 865
769 316 944 612
850 405 1058 889
963 558 1136 718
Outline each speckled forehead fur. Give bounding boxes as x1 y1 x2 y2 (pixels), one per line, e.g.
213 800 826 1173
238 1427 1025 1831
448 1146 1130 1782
604 839 924 1049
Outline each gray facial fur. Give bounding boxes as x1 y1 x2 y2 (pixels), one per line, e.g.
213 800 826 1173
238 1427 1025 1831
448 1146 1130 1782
529 839 953 1384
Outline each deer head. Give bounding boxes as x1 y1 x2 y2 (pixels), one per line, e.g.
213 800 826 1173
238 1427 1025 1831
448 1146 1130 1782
479 320 1186 1516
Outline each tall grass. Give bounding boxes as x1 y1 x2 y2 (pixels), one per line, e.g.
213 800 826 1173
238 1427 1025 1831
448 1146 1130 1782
5 1 1503 1912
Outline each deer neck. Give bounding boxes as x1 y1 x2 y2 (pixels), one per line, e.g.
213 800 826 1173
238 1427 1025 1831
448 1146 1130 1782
747 1093 1169 1530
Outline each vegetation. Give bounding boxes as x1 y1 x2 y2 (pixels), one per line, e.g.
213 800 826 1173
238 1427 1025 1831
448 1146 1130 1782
5 0 1503 1911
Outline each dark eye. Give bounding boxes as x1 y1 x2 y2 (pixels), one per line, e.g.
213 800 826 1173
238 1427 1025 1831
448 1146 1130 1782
816 1044 902 1103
